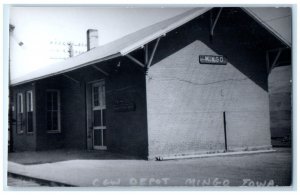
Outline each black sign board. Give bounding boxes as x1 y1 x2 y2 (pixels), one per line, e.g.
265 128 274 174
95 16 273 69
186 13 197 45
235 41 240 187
199 55 228 65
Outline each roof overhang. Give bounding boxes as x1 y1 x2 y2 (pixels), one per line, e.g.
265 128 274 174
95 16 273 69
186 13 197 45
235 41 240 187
242 7 292 48
10 7 292 86
10 8 211 86
119 8 212 55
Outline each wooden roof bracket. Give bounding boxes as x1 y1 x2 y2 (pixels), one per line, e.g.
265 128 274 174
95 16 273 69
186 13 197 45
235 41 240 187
147 37 161 69
210 8 223 42
266 48 284 74
126 54 145 68
92 65 109 76
125 36 161 74
63 74 80 84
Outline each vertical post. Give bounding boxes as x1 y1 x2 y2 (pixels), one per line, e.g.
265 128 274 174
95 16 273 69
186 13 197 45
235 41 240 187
223 111 228 152
9 89 14 152
9 24 15 153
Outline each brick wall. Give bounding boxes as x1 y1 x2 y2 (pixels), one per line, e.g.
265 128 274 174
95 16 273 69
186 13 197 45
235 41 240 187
105 60 148 157
146 9 272 159
23 58 148 157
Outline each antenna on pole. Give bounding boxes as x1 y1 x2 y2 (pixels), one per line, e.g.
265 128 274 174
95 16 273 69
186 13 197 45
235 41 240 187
49 40 86 60
67 42 74 57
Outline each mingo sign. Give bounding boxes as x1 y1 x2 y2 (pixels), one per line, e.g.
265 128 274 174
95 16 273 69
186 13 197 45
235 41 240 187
199 55 228 65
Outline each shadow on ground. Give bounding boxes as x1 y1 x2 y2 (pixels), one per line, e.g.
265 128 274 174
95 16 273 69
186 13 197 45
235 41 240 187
8 150 142 165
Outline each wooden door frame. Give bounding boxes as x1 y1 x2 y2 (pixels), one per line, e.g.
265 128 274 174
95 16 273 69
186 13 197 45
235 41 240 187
86 79 107 150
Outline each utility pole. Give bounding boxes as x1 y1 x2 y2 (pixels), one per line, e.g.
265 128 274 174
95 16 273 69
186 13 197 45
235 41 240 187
8 24 25 152
8 24 15 152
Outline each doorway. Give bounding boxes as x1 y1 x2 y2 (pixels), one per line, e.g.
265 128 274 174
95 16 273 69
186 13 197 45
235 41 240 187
91 81 107 150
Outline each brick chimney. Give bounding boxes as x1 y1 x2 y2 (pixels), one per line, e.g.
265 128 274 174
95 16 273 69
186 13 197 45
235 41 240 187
87 29 98 51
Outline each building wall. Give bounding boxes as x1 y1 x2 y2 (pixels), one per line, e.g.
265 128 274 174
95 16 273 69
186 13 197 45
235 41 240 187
35 77 65 150
104 60 148 157
62 62 148 157
146 9 272 159
60 76 86 149
29 58 148 157
268 65 292 138
10 82 37 151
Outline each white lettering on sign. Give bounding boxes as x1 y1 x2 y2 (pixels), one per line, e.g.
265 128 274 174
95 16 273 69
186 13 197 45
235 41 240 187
199 55 228 65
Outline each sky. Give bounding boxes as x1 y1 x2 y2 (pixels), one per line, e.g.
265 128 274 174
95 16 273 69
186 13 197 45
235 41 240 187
9 6 191 79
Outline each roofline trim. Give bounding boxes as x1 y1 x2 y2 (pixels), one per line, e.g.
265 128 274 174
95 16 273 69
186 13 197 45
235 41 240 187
10 52 121 86
11 8 213 86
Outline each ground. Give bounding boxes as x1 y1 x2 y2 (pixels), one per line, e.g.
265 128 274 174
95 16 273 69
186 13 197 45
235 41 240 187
8 176 42 187
8 149 138 164
7 148 292 187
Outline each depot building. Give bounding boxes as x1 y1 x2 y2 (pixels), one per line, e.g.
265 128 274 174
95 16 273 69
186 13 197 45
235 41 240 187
9 7 292 160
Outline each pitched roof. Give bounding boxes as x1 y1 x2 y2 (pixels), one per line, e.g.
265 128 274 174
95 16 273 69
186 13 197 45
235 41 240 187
11 7 211 86
11 7 292 86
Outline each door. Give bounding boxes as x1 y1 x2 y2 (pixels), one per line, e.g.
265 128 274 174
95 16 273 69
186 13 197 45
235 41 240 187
91 81 107 150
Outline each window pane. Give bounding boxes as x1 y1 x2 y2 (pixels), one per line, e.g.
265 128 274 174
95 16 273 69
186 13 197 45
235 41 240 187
27 112 33 133
47 111 52 130
102 109 106 126
102 85 106 106
27 92 32 111
17 94 24 133
94 130 102 146
47 92 52 110
94 99 99 107
93 86 99 107
29 95 32 111
46 91 60 131
52 111 58 130
93 110 102 126
17 94 23 113
17 113 23 133
17 96 19 113
102 129 107 146
52 92 58 110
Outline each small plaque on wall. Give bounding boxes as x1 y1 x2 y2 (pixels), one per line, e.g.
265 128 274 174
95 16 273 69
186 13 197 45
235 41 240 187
113 99 136 112
199 55 228 65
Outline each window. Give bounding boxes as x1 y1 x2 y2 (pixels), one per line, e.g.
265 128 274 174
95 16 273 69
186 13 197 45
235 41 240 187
46 90 61 133
26 91 34 133
16 93 24 134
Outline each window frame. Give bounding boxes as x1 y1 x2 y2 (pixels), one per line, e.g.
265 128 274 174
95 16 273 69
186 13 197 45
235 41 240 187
16 92 24 134
26 90 34 134
46 89 61 133
17 93 24 114
26 90 33 112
